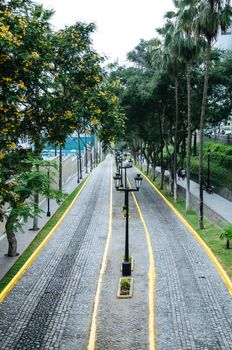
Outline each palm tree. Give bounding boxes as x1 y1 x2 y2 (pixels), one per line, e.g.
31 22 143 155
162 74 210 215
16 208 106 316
194 0 232 228
155 13 185 202
173 1 204 212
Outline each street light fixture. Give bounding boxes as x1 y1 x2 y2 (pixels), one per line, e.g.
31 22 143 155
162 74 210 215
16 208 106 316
113 172 122 189
134 173 143 189
113 164 143 277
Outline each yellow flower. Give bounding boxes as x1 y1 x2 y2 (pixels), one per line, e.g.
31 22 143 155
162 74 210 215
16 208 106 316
2 77 12 82
0 151 5 159
64 111 73 119
91 117 100 126
31 51 40 59
17 81 26 90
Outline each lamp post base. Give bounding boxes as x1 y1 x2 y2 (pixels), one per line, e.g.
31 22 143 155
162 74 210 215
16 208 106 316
122 261 131 276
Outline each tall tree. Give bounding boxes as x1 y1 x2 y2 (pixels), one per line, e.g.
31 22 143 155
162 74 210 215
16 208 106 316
193 0 232 228
173 1 204 212
155 13 185 201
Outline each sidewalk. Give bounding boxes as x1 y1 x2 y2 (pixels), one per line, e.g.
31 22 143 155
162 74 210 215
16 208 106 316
177 177 232 224
152 165 232 225
0 169 90 280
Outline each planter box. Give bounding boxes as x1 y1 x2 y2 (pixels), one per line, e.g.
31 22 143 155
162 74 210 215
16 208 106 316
117 277 133 299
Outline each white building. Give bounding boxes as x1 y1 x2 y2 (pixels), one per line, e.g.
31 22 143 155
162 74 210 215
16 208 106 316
215 26 232 50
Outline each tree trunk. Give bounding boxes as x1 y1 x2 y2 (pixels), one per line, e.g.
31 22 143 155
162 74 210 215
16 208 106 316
85 133 88 173
152 159 156 181
93 134 96 167
186 63 192 213
78 132 82 179
59 145 62 191
169 155 174 195
31 192 39 230
226 239 230 249
193 130 197 156
173 77 179 203
158 111 165 190
199 41 211 229
5 212 19 257
31 161 40 231
76 145 80 184
7 233 18 257
146 157 150 175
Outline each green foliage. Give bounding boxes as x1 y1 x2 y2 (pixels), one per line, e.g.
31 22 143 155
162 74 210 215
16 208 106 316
0 156 64 235
190 141 232 191
0 0 124 242
120 278 131 290
220 225 232 249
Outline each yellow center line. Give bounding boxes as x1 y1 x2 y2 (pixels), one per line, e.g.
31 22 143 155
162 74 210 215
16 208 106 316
0 175 91 303
128 177 156 350
136 167 232 296
87 165 113 350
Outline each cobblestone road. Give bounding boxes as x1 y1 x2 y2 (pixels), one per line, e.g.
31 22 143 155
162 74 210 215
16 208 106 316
1 158 232 350
128 169 232 350
0 158 112 350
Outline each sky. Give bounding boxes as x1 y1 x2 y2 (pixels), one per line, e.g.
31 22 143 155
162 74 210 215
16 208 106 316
35 0 174 64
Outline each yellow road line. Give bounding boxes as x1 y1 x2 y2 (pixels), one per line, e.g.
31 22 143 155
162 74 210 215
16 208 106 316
0 175 91 303
137 168 232 295
131 191 156 350
87 165 113 350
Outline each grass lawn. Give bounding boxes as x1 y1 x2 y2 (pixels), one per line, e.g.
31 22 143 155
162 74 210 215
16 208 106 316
0 177 88 294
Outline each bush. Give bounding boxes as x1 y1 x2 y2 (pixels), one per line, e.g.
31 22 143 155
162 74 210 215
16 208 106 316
190 140 232 192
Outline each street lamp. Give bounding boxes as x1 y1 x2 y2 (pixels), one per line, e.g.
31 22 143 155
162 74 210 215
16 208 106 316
113 168 143 277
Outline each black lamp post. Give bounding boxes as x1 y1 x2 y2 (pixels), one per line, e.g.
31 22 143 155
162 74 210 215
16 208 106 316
118 156 123 187
115 151 121 172
207 148 211 188
113 169 143 277
47 163 51 217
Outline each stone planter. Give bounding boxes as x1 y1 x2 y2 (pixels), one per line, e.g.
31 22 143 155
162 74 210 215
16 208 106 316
117 277 133 299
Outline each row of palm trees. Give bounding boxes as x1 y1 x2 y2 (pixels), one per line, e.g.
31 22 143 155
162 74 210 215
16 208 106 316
150 0 232 228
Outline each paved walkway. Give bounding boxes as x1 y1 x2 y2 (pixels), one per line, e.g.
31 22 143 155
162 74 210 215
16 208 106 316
0 157 232 349
151 165 232 224
177 177 232 224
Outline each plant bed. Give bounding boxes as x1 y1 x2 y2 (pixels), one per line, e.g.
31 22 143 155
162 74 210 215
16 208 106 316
120 256 134 272
117 277 133 299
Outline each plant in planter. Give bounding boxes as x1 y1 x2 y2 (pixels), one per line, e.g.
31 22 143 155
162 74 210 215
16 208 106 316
117 277 133 298
120 278 131 295
220 226 232 249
